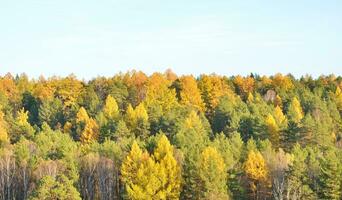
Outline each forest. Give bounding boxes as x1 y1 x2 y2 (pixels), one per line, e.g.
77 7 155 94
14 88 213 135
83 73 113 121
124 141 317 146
0 70 341 200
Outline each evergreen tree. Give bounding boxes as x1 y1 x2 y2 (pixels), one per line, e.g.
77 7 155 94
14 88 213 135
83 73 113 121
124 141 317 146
198 146 229 199
319 149 341 200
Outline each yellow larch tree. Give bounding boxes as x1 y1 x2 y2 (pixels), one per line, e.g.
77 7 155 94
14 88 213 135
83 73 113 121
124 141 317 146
178 75 205 111
76 107 89 124
125 103 148 131
234 75 255 98
144 73 178 113
244 150 268 200
265 114 280 148
76 107 99 144
121 138 181 200
80 118 99 144
153 135 181 199
0 109 9 145
198 75 232 116
287 97 304 123
335 86 342 111
272 73 294 92
103 95 119 120
274 106 287 128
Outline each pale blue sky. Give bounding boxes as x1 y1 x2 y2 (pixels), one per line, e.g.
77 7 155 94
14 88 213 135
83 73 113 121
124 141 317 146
1 0 341 79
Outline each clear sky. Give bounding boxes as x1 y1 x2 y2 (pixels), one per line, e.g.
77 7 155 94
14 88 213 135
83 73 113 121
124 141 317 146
1 0 341 79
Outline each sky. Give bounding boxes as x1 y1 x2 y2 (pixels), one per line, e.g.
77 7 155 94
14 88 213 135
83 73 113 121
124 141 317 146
0 0 341 79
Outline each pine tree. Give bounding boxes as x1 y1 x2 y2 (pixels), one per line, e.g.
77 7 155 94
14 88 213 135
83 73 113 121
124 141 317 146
286 143 315 200
198 146 229 200
11 108 35 142
319 149 341 200
29 175 81 200
175 111 209 199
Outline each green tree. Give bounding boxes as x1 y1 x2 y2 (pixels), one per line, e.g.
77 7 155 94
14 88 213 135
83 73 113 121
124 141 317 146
29 175 81 200
319 149 341 200
198 146 229 200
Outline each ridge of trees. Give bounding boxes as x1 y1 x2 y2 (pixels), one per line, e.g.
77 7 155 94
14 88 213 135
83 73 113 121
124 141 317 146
0 71 341 199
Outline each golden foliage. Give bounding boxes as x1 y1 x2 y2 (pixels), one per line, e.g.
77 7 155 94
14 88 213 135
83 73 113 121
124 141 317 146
288 97 304 123
244 150 268 182
179 75 205 111
272 73 294 91
265 114 280 147
80 118 99 144
198 75 232 113
121 137 181 199
0 109 9 145
234 75 255 97
103 95 119 119
76 107 99 144
76 107 89 123
145 73 178 112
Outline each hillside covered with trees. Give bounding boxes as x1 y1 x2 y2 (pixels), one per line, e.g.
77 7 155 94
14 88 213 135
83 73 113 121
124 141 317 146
0 70 341 200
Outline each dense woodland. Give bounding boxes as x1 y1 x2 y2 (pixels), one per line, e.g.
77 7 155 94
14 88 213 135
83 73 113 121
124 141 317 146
0 70 341 200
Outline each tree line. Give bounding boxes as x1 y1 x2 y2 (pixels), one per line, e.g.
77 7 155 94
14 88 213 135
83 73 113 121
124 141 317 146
0 70 341 199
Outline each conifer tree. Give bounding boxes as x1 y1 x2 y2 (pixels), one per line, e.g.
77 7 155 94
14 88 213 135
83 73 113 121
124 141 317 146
319 149 341 200
198 146 229 200
244 150 268 200
287 97 304 123
178 75 205 111
265 114 280 148
103 95 119 120
0 109 9 145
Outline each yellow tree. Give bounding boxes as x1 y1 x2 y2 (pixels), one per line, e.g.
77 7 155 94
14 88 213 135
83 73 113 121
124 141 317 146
0 73 19 102
33 77 56 101
76 107 99 143
178 75 205 111
153 135 181 199
121 141 144 190
198 75 232 116
287 97 304 123
134 103 148 122
125 103 149 139
103 95 119 120
12 108 35 142
234 75 255 98
121 139 181 200
198 146 228 200
335 86 342 111
80 118 99 144
76 107 89 123
144 73 178 113
55 75 83 108
272 73 294 92
244 150 268 200
0 109 9 145
124 71 148 105
265 114 280 148
274 95 283 108
164 69 178 82
274 106 287 129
